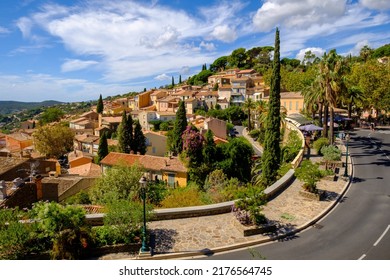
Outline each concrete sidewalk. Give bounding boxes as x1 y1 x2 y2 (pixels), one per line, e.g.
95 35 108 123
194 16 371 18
99 142 351 260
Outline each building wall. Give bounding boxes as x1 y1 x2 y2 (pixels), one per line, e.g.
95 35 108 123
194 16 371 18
145 133 167 157
205 118 227 140
281 98 304 115
162 171 187 187
138 91 152 108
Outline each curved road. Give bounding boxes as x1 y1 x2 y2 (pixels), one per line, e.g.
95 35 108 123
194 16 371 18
202 128 390 260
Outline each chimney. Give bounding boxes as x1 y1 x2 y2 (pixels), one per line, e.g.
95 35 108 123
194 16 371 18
12 177 24 189
34 175 43 200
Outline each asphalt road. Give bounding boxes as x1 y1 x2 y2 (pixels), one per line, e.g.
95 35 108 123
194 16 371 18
202 128 390 260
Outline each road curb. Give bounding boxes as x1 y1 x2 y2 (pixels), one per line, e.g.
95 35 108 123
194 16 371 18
133 143 354 260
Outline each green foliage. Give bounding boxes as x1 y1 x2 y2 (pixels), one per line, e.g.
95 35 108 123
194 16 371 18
133 120 146 155
64 190 92 205
169 100 187 155
187 70 213 85
262 28 281 186
203 130 217 166
228 47 247 68
234 185 267 226
96 132 108 164
39 107 65 125
96 94 104 114
0 208 37 259
372 44 390 58
33 124 75 158
217 137 254 182
281 130 302 163
321 145 341 162
146 181 168 206
204 170 244 203
102 200 150 244
277 162 292 179
160 185 206 208
210 56 228 72
90 164 144 205
294 160 322 193
313 137 330 155
29 202 90 260
118 111 133 153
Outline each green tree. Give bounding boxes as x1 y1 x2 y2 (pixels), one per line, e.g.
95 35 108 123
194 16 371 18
262 28 281 186
243 98 255 131
203 130 217 166
90 164 144 205
39 107 65 125
133 120 146 155
96 94 104 114
179 75 182 84
169 100 187 155
117 111 133 153
171 76 175 87
228 47 247 68
33 124 75 158
96 132 108 164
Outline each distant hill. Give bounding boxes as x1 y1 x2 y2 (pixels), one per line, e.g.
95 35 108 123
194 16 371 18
0 100 63 115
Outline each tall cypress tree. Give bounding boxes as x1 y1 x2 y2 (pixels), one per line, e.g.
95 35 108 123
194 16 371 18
179 75 182 84
96 94 103 114
126 113 134 153
262 28 281 186
169 100 187 155
97 132 108 164
171 76 175 87
133 120 146 155
118 111 129 153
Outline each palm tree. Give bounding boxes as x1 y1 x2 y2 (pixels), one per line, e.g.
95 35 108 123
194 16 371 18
318 50 349 144
243 97 256 131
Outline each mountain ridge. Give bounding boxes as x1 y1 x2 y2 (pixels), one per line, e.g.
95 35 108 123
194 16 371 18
0 100 63 115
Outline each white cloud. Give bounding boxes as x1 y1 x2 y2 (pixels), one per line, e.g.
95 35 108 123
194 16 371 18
360 0 390 10
0 26 10 34
199 41 216 51
16 17 33 38
295 47 325 62
211 25 237 42
140 25 180 48
253 0 347 32
346 40 370 56
154 73 171 81
61 59 98 72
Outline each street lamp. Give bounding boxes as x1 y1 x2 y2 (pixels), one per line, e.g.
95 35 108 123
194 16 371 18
139 176 149 253
343 133 350 177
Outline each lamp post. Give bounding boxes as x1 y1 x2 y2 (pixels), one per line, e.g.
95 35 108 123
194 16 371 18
139 176 149 253
343 133 350 177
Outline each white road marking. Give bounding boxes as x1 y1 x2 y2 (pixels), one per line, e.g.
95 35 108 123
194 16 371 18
373 225 390 247
358 254 366 260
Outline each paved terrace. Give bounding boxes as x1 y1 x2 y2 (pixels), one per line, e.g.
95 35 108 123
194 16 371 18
99 140 350 260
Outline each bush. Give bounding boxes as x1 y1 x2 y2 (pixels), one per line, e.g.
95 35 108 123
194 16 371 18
29 202 91 260
233 185 267 226
313 137 329 155
321 145 341 162
248 129 261 139
64 190 91 205
160 185 205 208
294 160 322 193
146 181 167 207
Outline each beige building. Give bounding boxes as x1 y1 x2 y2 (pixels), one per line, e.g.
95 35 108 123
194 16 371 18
263 91 304 115
144 131 167 157
204 117 227 140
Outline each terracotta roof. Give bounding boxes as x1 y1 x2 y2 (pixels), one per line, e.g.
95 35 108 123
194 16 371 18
101 116 122 123
101 152 187 173
70 117 88 123
156 111 177 116
68 162 102 177
6 132 32 142
237 69 256 74
68 150 93 161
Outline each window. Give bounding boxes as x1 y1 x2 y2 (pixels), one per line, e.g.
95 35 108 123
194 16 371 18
168 173 175 186
283 101 287 108
152 147 156 154
289 101 292 110
296 101 299 110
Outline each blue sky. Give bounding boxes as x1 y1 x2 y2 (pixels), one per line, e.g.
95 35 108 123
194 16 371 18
0 0 389 102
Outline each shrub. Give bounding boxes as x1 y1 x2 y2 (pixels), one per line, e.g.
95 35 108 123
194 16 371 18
64 190 91 205
91 225 139 247
294 160 322 193
29 202 91 260
146 181 168 207
248 129 261 139
321 145 342 162
233 185 267 226
160 185 205 208
313 137 329 155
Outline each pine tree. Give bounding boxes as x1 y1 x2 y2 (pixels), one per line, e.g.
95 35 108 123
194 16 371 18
169 100 187 155
133 120 146 155
97 132 108 164
96 94 103 114
262 28 281 186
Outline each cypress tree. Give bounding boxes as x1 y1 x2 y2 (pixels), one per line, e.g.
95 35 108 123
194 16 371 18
118 111 129 153
179 75 182 84
172 76 175 87
262 28 281 186
169 100 187 155
96 94 103 114
203 129 216 166
126 113 134 153
133 120 146 155
97 132 108 164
